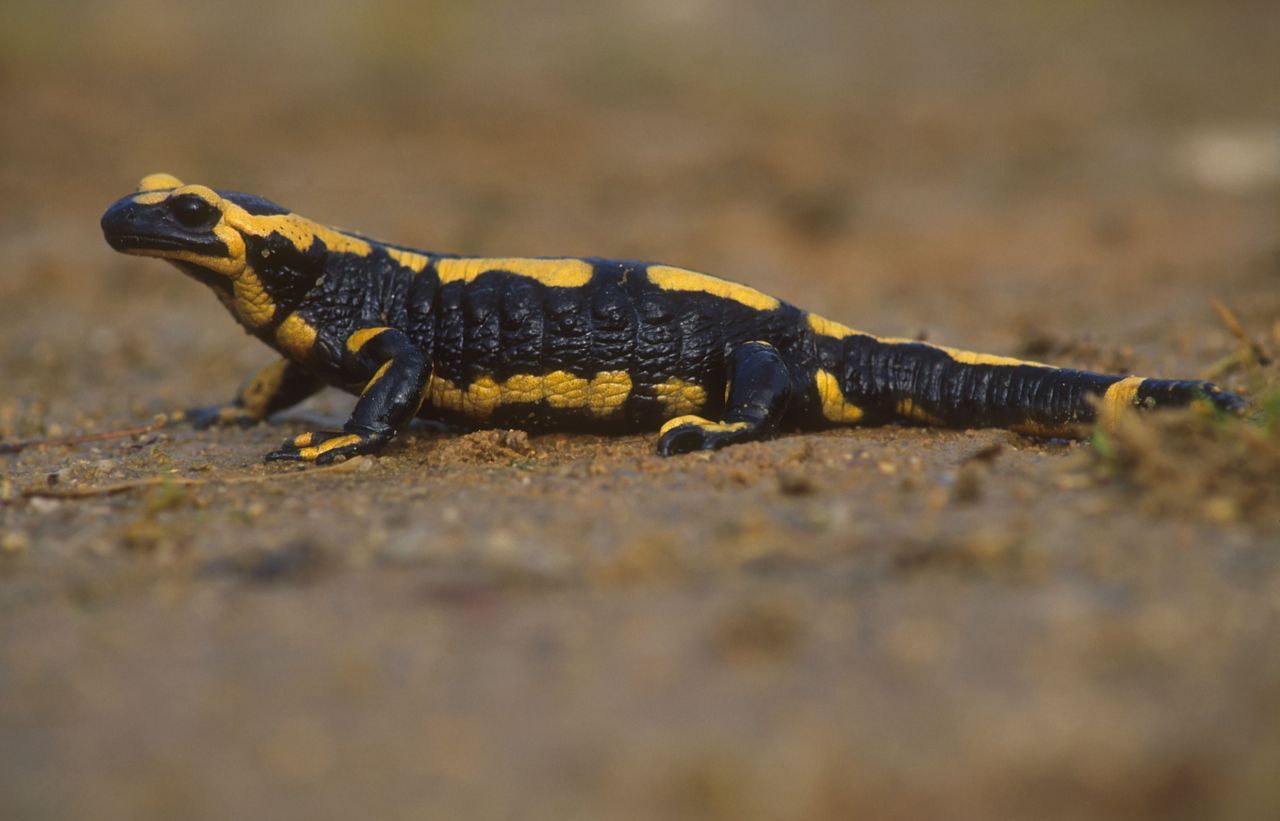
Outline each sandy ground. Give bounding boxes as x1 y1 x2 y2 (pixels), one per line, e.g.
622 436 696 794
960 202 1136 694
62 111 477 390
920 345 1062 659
2 2 1279 819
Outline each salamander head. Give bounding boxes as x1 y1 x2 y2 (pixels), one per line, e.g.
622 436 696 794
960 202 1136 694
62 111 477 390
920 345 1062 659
102 174 373 327
100 173 296 281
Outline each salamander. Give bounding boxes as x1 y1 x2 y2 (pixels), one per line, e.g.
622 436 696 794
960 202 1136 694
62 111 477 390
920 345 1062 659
100 173 1246 464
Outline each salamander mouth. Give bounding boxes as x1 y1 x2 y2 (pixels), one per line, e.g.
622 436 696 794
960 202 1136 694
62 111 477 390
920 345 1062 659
104 233 192 253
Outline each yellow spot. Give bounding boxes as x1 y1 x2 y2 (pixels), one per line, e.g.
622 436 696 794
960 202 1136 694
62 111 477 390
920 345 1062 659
137 173 183 192
435 257 595 288
233 265 276 328
426 370 631 420
238 359 289 417
1097 376 1145 429
587 371 633 416
815 369 863 423
385 247 431 272
274 313 318 360
658 415 749 436
293 432 315 447
655 378 707 417
299 434 362 460
347 326 390 354
646 265 780 312
894 397 941 425
363 360 394 394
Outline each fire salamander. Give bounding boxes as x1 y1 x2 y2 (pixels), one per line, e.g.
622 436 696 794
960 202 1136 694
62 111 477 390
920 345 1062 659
101 174 1246 464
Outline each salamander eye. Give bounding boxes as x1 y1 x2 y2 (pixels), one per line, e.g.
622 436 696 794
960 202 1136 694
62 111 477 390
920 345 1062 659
169 195 220 229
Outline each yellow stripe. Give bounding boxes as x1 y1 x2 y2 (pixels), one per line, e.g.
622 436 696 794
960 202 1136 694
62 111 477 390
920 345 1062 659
815 369 863 423
646 265 780 312
298 434 362 460
426 370 632 420
274 313 318 360
363 360 394 394
655 378 707 417
385 247 431 272
347 326 391 354
808 314 854 338
232 265 276 328
435 257 594 288
1097 376 1145 429
807 313 1049 368
658 415 749 436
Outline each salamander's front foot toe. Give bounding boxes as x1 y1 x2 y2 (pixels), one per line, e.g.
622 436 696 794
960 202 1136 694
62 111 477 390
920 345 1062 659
656 415 754 456
183 404 261 430
265 429 390 464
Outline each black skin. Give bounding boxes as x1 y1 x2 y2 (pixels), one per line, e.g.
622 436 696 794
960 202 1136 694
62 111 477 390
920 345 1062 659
101 185 1248 464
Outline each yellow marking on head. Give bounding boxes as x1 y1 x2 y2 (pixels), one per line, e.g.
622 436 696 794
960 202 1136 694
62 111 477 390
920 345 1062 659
655 378 707 417
117 183 251 277
1097 376 1145 430
129 242 248 277
120 181 368 280
298 434 363 461
138 173 184 192
363 360 394 395
237 359 289 418
347 326 391 354
385 247 431 273
223 207 372 258
658 415 749 436
138 186 369 262
646 265 780 312
426 370 631 420
815 369 864 423
274 313 318 360
232 265 276 328
435 257 595 288
133 191 170 205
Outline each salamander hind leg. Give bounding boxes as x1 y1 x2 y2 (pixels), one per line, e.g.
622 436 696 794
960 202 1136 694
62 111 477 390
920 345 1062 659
657 341 792 456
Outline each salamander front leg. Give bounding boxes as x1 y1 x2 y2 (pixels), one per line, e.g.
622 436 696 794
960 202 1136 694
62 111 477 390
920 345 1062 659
184 359 323 429
266 327 429 464
657 340 792 455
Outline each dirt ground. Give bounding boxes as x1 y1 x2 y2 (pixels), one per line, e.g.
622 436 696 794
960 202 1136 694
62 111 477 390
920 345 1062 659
2 2 1279 819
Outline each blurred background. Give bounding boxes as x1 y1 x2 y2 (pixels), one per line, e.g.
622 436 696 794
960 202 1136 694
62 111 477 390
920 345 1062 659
2 0 1278 413
1 2 1279 820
